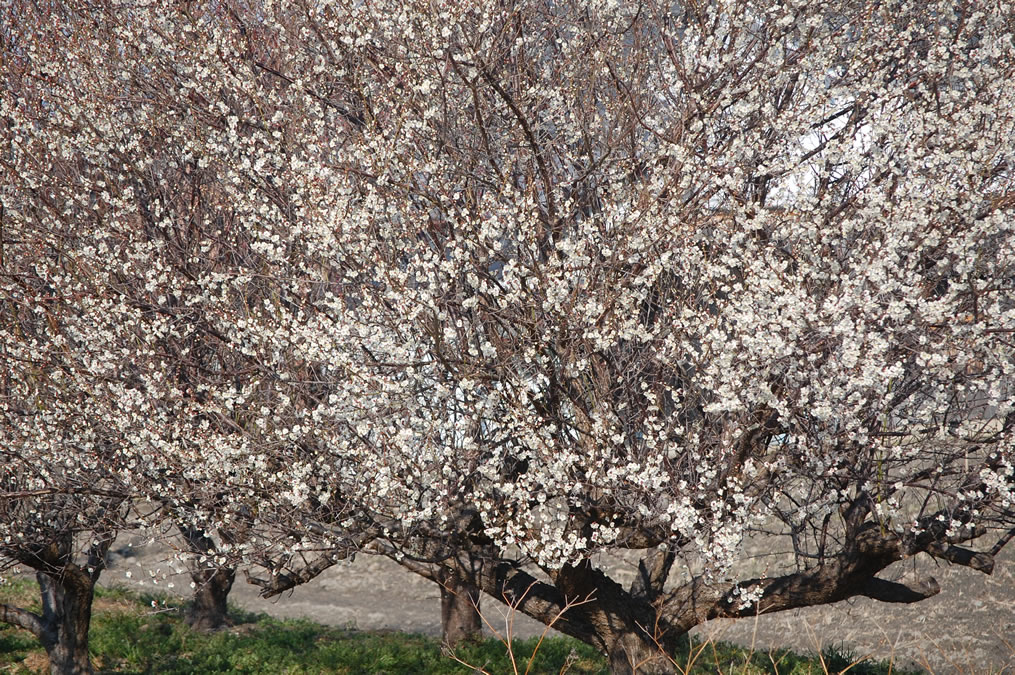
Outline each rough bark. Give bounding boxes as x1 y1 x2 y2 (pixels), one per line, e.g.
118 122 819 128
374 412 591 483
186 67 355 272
0 531 113 675
354 542 485 646
439 566 483 646
463 519 992 673
371 538 684 671
605 632 677 675
37 568 96 675
179 525 236 631
186 565 236 631
662 521 973 635
551 561 681 675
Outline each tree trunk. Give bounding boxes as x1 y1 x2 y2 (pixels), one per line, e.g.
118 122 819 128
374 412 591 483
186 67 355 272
179 524 236 631
439 567 483 646
186 565 236 631
547 561 684 674
605 632 677 675
37 570 94 675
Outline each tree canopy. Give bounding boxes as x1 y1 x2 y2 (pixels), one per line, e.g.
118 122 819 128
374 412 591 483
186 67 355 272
3 1 1014 672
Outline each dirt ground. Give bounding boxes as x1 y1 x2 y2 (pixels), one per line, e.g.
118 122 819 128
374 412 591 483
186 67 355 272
98 539 1015 674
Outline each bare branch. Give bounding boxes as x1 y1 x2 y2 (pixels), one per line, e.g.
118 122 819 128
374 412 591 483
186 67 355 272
246 555 345 598
0 603 47 639
924 542 995 574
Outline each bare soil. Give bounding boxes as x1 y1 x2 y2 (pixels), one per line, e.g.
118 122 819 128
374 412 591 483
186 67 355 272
98 540 1015 674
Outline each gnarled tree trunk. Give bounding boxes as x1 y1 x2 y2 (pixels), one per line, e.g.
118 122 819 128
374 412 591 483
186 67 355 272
361 544 485 646
0 531 112 675
605 633 676 675
187 564 236 631
553 561 679 675
179 524 235 631
37 568 96 675
439 565 483 646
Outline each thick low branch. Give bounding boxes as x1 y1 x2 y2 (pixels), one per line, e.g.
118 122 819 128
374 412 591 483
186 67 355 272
368 540 441 583
990 526 1015 556
245 519 385 597
664 517 1002 635
925 542 994 574
664 525 904 633
859 575 940 603
550 561 685 656
246 555 344 598
464 556 608 649
406 551 578 635
0 603 47 639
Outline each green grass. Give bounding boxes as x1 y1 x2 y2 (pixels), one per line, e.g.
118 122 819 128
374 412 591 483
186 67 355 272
0 579 919 674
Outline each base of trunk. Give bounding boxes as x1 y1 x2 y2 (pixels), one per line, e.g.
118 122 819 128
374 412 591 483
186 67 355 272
38 571 95 675
440 571 483 646
186 567 236 632
607 632 677 675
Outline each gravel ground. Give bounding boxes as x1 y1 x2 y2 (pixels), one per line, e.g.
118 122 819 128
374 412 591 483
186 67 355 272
99 539 1015 674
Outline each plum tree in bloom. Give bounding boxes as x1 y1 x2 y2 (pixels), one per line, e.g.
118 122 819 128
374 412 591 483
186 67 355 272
3 0 1015 672
0 137 135 672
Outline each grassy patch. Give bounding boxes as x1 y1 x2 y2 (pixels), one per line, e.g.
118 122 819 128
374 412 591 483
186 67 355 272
0 579 919 674
671 639 915 675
